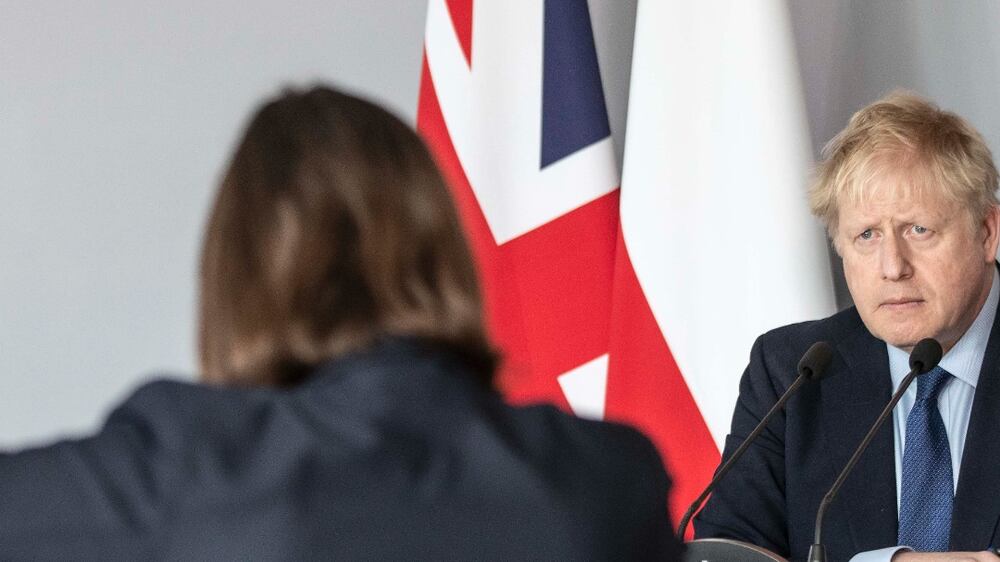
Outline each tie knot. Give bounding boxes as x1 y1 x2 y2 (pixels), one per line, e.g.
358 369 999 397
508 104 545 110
915 366 952 403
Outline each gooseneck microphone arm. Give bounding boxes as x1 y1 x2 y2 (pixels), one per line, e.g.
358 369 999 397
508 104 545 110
807 338 943 562
676 341 834 540
675 374 807 539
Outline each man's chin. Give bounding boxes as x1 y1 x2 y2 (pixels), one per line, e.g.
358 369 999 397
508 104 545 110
868 325 925 352
860 308 933 348
883 338 920 352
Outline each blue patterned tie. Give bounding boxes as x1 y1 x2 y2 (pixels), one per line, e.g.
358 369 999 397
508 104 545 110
897 366 953 552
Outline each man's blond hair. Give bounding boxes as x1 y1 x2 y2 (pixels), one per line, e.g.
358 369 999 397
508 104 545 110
809 91 999 242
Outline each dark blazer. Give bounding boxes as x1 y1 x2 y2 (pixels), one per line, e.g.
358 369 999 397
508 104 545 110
0 338 681 561
694 303 1000 561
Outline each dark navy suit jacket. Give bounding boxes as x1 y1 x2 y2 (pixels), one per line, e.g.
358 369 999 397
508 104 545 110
0 338 681 560
694 304 1000 561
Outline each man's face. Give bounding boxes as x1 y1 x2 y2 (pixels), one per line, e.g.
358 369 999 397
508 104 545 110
836 179 1000 353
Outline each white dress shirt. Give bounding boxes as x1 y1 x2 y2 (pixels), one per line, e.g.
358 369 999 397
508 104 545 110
850 270 998 562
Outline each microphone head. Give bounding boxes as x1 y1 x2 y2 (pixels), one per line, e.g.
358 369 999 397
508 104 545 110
909 338 943 374
798 341 834 381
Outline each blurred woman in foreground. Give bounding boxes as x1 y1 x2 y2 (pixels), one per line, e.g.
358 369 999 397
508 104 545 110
0 86 680 560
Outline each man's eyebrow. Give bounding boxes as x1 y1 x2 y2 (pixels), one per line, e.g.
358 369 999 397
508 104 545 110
840 218 875 229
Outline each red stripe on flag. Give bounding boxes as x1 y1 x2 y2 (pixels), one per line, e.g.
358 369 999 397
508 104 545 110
417 56 545 404
444 0 473 67
418 56 618 410
498 192 617 404
605 227 720 537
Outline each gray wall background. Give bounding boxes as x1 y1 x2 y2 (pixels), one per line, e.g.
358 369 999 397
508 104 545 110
2 1 998 447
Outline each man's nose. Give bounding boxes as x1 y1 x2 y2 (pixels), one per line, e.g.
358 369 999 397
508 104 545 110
879 231 913 281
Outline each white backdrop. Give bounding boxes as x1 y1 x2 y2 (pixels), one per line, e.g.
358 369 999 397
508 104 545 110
0 0 429 447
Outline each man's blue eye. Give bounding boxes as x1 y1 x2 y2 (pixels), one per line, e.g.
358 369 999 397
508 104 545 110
859 229 873 240
913 225 928 234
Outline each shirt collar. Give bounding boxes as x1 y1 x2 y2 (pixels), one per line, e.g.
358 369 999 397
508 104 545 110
887 268 999 390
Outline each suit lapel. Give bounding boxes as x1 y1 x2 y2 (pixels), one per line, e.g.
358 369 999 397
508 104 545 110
951 293 1000 551
822 318 897 552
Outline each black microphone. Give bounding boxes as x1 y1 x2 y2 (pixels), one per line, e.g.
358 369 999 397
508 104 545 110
676 341 835 540
807 338 943 562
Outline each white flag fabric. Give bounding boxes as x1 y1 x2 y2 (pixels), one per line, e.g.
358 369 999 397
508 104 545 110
620 1 836 449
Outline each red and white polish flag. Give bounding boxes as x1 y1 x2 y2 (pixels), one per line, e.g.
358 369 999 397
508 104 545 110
417 0 834 529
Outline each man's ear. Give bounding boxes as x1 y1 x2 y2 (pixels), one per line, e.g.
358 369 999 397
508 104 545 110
982 205 1000 262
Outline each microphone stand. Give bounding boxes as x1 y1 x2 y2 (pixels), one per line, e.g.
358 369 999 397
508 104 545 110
676 374 809 540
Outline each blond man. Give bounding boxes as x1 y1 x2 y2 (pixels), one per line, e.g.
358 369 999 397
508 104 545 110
696 92 1000 562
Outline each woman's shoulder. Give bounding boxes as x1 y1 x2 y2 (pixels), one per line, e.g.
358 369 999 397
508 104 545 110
103 377 275 446
115 377 251 413
110 377 244 420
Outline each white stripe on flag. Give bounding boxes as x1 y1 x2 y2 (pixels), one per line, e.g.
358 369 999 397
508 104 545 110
620 0 836 447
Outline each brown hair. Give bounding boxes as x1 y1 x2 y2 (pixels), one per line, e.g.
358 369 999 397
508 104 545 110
810 90 999 244
199 85 496 387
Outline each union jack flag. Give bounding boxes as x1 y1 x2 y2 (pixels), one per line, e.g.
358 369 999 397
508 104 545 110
417 0 834 533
